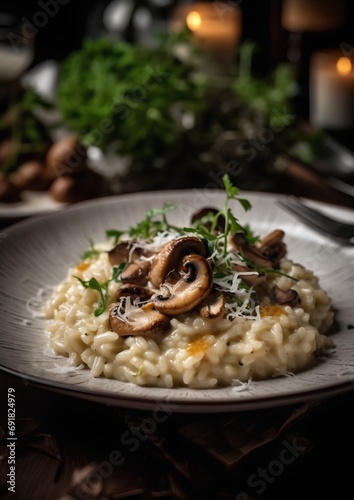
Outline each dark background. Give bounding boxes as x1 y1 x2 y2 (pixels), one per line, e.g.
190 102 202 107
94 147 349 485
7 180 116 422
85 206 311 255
2 0 354 69
1 0 354 144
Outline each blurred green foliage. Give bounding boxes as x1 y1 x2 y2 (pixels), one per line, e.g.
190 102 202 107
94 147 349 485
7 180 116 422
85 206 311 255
56 35 208 160
2 29 321 191
55 32 303 161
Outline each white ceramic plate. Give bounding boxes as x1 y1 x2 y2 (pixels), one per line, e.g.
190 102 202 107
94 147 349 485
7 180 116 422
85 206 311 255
1 190 354 412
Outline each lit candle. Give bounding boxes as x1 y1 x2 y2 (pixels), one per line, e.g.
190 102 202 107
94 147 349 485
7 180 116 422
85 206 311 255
170 2 242 70
281 0 345 32
310 50 354 130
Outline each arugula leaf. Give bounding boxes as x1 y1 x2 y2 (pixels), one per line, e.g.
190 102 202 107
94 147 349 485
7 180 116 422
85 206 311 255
74 263 125 316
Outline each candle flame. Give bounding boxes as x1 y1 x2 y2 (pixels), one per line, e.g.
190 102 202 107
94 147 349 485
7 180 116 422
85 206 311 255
337 57 352 75
186 11 202 31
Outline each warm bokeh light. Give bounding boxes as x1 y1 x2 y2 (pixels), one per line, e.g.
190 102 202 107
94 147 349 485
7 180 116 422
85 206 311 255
186 11 202 31
336 56 352 75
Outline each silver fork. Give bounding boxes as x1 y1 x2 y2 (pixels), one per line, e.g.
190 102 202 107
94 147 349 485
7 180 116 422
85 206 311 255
277 197 354 244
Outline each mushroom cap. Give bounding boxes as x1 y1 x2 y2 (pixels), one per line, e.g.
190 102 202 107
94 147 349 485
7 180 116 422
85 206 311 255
107 240 151 266
256 230 287 267
191 207 225 233
232 263 266 286
271 285 300 307
231 231 284 269
199 291 226 323
116 284 154 303
120 259 151 286
149 236 207 288
258 229 285 248
153 254 213 315
109 304 170 336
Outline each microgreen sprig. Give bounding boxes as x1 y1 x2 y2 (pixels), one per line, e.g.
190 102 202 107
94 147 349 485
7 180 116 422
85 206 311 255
105 230 125 245
239 251 298 281
81 239 102 260
106 204 180 244
129 204 179 239
218 174 252 253
74 263 125 316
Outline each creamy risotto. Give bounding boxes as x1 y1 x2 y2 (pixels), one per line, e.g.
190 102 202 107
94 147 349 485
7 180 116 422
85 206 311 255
43 183 334 388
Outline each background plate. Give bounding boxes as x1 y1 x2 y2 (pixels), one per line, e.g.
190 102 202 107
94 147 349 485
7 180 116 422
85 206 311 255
0 190 66 219
1 190 354 412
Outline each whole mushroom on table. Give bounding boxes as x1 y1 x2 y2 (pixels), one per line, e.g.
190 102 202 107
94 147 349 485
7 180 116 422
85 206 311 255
1 132 103 204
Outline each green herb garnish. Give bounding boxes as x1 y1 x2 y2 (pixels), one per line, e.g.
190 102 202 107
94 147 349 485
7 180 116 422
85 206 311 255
81 240 102 260
221 175 252 242
105 230 126 245
77 176 291 319
74 264 125 316
105 205 179 244
128 204 179 240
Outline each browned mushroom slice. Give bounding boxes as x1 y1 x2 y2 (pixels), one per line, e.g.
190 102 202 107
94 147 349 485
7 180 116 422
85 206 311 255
231 232 277 269
230 231 246 250
258 229 285 248
153 254 213 315
239 244 275 269
108 240 152 266
191 207 225 233
116 284 154 303
120 259 151 286
232 263 266 286
256 230 287 267
109 305 170 336
199 291 226 323
271 285 300 307
149 236 207 287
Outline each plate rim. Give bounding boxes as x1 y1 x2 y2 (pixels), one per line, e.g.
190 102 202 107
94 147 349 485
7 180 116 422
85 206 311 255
2 188 354 229
1 189 354 412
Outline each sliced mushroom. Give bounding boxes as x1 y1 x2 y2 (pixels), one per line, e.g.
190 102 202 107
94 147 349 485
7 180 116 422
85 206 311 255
199 291 225 323
120 259 151 286
153 254 213 315
116 284 154 303
232 263 266 286
149 236 207 287
109 305 170 336
231 232 281 269
191 207 225 233
256 230 286 268
271 285 300 307
238 244 275 268
258 229 285 248
108 240 152 266
230 231 246 250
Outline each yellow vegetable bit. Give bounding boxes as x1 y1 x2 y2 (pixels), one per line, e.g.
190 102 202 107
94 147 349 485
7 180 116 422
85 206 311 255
76 262 91 272
187 336 211 356
260 305 287 318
